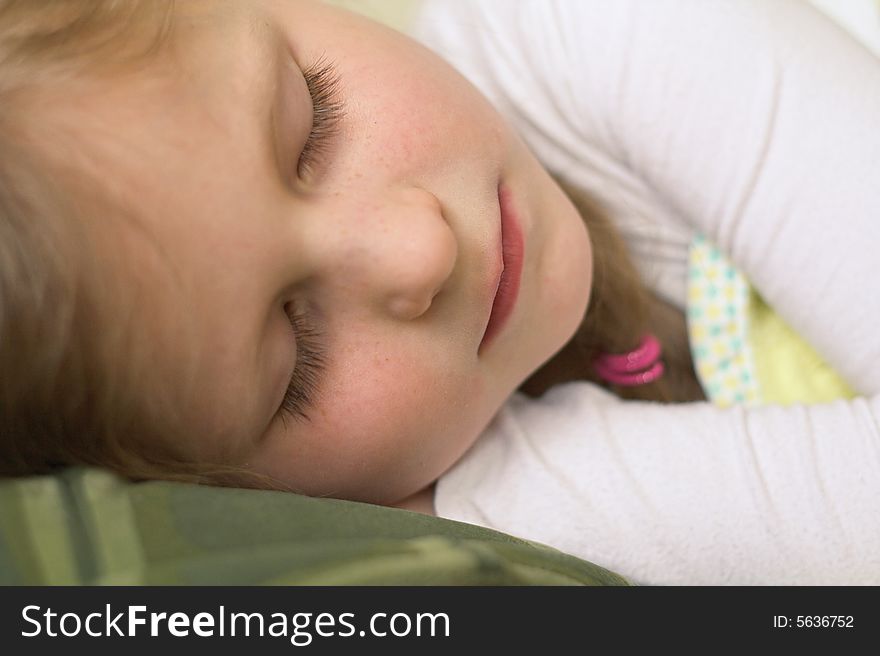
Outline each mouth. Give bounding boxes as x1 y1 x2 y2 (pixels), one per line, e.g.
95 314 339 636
479 182 524 353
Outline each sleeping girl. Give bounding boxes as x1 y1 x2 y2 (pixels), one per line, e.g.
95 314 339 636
1 0 878 585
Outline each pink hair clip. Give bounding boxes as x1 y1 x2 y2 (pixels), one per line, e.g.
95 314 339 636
593 334 665 387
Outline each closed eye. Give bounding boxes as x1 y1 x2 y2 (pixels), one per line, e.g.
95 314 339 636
278 302 326 426
274 57 343 426
297 56 345 177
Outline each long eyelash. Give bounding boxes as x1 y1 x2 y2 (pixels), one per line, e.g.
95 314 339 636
279 304 327 427
298 57 345 176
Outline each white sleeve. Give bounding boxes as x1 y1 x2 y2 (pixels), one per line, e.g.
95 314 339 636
436 384 880 585
414 0 880 394
416 0 880 584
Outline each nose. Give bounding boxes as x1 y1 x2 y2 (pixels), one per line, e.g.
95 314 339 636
303 185 458 321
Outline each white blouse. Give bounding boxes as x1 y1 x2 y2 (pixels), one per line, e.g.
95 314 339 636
413 0 880 584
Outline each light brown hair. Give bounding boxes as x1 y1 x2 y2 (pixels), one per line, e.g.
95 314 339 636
0 0 266 486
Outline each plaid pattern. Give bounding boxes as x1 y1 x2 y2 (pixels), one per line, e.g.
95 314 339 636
0 467 631 585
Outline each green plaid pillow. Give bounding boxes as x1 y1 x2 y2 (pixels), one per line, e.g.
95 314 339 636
0 467 630 585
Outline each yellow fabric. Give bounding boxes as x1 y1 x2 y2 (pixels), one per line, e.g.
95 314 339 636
688 236 855 406
748 289 856 404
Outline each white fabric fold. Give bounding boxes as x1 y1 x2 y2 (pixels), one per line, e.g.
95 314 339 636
414 0 880 584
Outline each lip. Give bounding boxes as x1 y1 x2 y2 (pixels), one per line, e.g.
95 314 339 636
479 182 524 353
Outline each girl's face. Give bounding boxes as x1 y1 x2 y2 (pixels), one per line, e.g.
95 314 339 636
74 0 592 504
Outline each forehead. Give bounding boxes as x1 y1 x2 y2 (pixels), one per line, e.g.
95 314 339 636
26 1 288 455
38 1 281 243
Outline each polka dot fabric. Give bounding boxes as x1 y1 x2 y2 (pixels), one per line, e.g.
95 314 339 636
686 234 761 406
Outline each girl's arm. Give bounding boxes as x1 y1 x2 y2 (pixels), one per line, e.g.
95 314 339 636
435 383 880 585
415 0 880 584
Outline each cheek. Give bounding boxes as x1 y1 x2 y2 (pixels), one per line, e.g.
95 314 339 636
257 347 493 504
343 45 504 175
